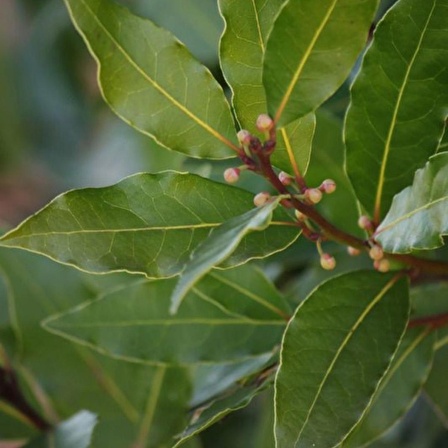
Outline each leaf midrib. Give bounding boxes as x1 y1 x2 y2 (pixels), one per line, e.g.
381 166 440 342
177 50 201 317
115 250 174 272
376 194 448 235
373 0 437 222
52 318 285 327
74 0 237 151
293 276 399 447
274 0 338 123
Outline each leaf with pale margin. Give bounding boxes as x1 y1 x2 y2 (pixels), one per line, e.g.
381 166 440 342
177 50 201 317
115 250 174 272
263 0 378 127
44 264 290 365
64 0 237 158
375 152 448 253
340 327 435 448
345 0 448 222
218 0 316 175
24 411 97 448
174 372 274 447
0 172 298 278
275 271 410 448
170 197 283 313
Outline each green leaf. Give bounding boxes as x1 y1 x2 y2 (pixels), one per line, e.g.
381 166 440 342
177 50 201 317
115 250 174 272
218 0 316 176
170 197 283 313
174 373 274 447
63 0 238 159
340 327 436 448
345 0 448 222
218 0 284 130
0 248 192 448
375 152 448 253
0 172 298 278
44 264 289 365
24 410 97 448
263 0 378 127
425 343 448 424
275 271 410 448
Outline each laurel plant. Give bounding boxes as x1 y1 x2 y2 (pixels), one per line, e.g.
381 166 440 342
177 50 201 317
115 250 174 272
1 0 448 446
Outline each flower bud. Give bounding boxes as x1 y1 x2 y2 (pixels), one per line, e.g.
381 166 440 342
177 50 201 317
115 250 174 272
223 167 240 184
253 192 271 207
305 188 323 204
369 245 384 260
320 179 336 194
294 209 306 221
256 114 274 132
320 253 336 270
347 246 361 256
237 129 252 146
374 258 390 273
358 215 373 230
279 171 293 186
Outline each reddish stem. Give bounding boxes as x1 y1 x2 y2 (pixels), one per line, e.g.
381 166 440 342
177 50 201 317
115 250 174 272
408 312 448 330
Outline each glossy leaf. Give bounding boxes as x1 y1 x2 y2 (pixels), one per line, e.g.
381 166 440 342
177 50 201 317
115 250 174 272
170 197 283 313
175 373 274 447
63 0 238 159
263 0 378 126
275 271 410 448
375 152 448 253
340 327 435 448
25 410 97 448
218 0 316 176
44 264 289 365
345 0 448 221
0 172 298 278
0 248 192 448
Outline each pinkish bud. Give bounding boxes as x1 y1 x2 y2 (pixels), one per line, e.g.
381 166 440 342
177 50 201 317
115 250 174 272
347 246 361 256
237 129 252 146
256 114 274 132
223 167 240 184
279 171 293 186
369 245 384 261
374 258 390 273
320 179 336 194
305 188 323 204
320 253 336 270
294 209 306 221
253 192 271 207
358 215 373 230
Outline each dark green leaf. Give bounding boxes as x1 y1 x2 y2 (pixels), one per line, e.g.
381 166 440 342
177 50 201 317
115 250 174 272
275 271 410 448
25 410 97 448
0 248 191 447
263 0 378 126
340 327 435 448
0 172 298 278
44 264 289 365
345 0 448 221
218 0 316 176
375 152 448 253
64 0 238 158
425 343 448 425
170 197 283 313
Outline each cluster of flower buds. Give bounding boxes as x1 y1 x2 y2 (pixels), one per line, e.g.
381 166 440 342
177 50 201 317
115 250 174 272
358 215 374 232
368 242 390 272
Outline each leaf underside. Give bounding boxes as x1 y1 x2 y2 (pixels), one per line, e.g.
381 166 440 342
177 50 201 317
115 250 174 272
376 152 448 253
